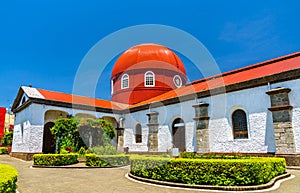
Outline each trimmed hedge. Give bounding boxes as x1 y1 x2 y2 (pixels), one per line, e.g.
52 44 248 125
130 157 286 186
0 164 18 193
85 154 130 167
33 154 78 166
180 152 251 159
0 147 8 155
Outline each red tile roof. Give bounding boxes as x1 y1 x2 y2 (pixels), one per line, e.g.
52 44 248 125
37 89 127 110
23 51 300 111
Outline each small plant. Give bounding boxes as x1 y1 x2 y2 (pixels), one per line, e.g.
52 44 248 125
0 147 8 155
78 147 86 156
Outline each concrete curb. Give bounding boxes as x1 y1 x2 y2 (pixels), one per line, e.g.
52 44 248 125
287 166 300 170
127 172 291 191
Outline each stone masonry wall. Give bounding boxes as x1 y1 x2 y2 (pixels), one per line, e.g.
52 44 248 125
273 122 295 153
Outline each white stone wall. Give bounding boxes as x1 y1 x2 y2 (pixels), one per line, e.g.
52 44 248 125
292 108 300 152
123 127 148 152
122 99 198 152
185 122 196 152
12 121 43 153
287 79 300 153
12 103 45 153
208 85 272 153
207 79 300 154
158 125 172 152
209 112 268 153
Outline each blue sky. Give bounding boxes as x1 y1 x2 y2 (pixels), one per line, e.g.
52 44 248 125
0 0 299 109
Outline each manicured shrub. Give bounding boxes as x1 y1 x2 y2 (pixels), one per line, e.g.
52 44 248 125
180 152 250 159
88 144 117 155
0 164 18 193
85 154 130 167
130 157 286 186
33 154 78 166
0 147 8 155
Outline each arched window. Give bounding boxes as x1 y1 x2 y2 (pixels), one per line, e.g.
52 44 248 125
232 110 248 139
135 123 142 143
121 74 129 89
144 71 155 87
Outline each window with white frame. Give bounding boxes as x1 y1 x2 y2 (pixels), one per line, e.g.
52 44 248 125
144 71 155 87
111 80 114 94
121 74 129 89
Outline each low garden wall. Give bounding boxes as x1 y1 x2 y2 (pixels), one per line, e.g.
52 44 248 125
130 156 286 186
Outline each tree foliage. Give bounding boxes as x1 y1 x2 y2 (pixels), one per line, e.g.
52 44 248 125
51 117 115 153
2 132 13 146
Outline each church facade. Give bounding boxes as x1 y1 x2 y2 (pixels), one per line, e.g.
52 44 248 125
11 44 300 160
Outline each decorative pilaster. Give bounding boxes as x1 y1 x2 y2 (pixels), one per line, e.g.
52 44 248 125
116 117 125 152
116 128 124 152
193 102 210 153
266 87 295 153
146 112 159 152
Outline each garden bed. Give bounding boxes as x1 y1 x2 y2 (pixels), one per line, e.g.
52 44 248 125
130 156 286 186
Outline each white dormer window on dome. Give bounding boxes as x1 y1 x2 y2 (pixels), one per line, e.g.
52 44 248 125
121 74 129 89
145 71 155 87
111 80 114 94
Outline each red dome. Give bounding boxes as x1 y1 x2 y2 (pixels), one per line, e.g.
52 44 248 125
111 43 187 105
111 44 186 78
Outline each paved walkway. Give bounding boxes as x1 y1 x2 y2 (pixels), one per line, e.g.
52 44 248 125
0 155 299 193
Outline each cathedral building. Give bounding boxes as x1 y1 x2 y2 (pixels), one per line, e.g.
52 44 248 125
10 44 300 162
